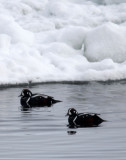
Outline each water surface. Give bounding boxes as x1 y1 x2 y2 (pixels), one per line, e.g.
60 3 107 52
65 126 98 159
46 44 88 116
0 82 126 159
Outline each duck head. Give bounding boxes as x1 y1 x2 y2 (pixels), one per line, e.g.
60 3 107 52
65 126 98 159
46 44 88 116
19 89 32 97
66 108 78 116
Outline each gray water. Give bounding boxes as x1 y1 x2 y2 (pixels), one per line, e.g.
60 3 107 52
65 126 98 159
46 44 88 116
0 82 126 159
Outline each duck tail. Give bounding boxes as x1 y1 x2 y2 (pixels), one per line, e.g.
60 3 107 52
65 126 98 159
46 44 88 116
102 119 107 122
94 114 106 124
52 99 62 104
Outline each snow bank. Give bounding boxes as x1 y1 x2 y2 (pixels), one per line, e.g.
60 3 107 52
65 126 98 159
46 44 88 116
0 0 126 85
84 23 126 62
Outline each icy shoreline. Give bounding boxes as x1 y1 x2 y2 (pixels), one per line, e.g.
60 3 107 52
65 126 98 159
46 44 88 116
1 78 126 89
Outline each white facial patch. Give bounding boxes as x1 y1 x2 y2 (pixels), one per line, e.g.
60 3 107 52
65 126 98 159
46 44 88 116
25 90 32 97
68 108 72 115
73 110 76 113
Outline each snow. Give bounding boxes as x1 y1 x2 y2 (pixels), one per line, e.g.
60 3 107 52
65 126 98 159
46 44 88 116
1 0 126 85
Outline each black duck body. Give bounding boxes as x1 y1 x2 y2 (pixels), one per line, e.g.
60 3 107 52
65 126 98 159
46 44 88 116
19 89 61 107
67 108 105 128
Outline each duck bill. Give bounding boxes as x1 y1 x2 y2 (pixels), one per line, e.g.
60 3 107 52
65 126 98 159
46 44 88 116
18 94 22 97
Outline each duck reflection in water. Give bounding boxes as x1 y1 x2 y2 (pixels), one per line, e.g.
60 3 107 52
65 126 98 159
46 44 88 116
20 106 32 112
67 130 77 135
66 108 105 128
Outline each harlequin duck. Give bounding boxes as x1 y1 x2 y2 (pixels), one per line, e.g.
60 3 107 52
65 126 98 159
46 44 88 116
66 108 105 128
19 89 62 107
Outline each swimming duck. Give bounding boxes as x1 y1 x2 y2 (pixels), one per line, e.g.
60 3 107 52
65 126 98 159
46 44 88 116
66 108 105 128
19 89 61 107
